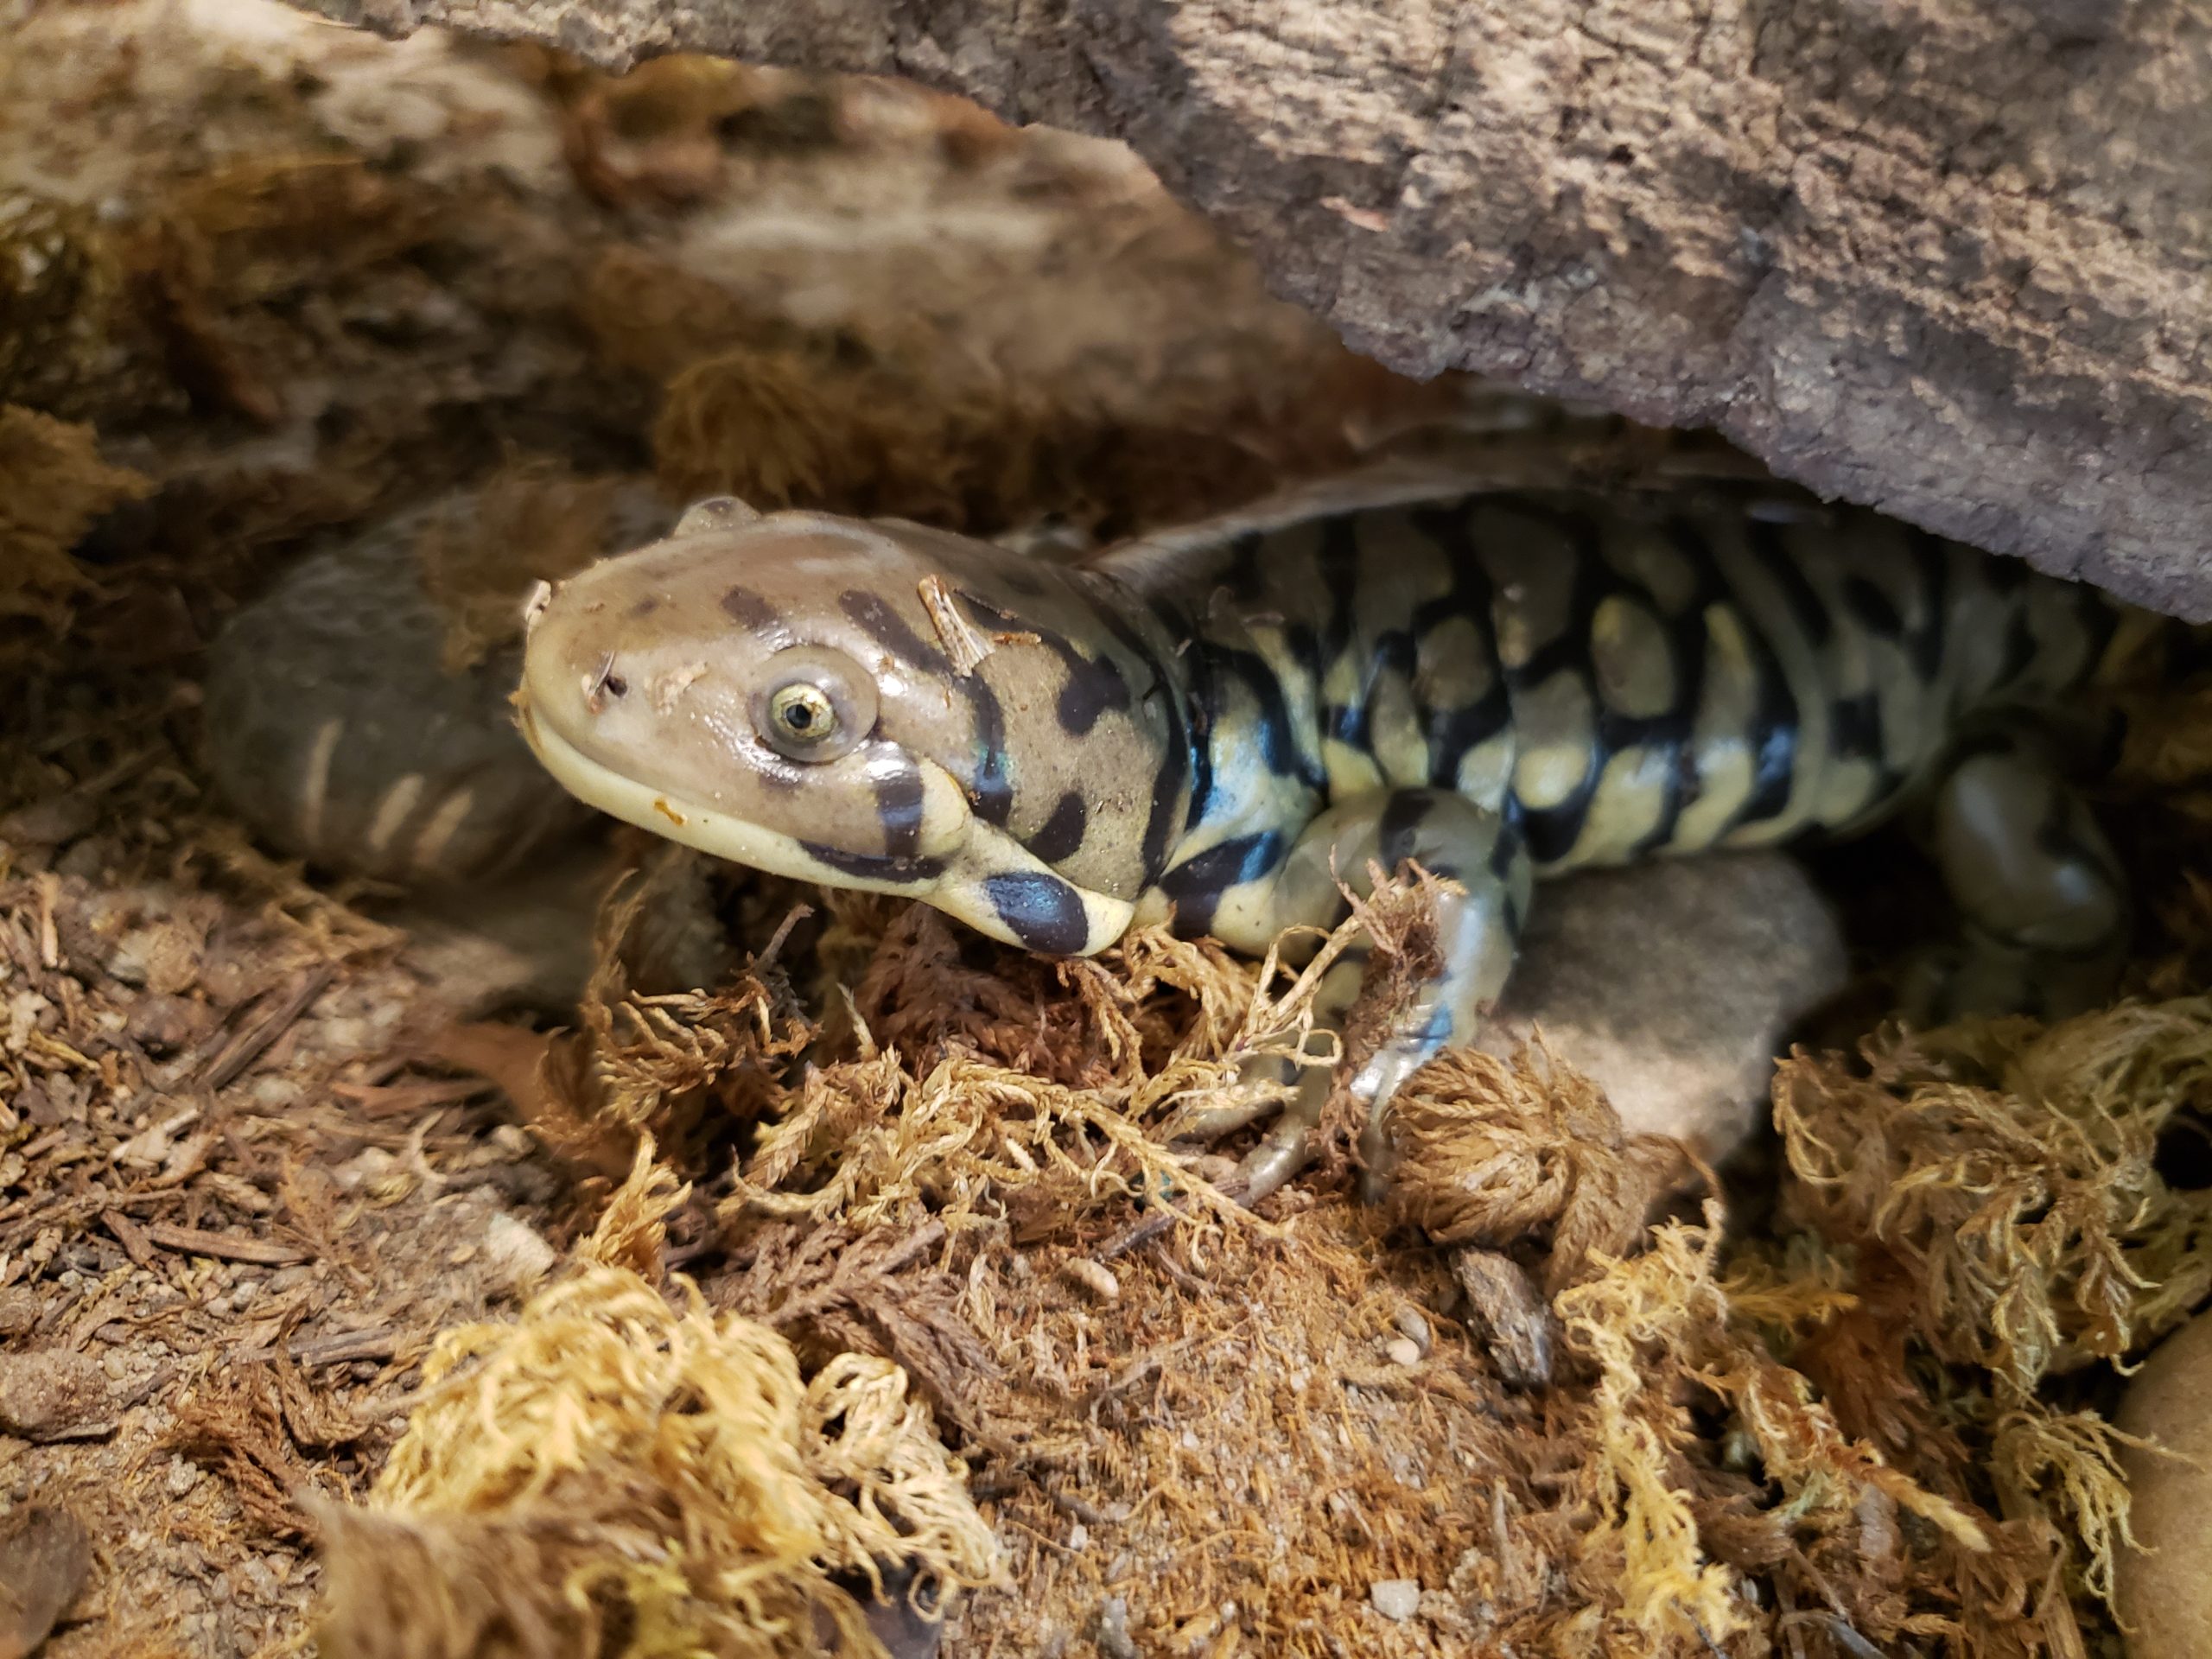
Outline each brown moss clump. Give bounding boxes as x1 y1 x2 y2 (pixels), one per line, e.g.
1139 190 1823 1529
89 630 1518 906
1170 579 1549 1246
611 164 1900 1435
1388 1036 1690 1293
0 404 152 632
315 1153 1003 1659
1751 1001 2212 1649
648 334 1297 542
1776 1002 2212 1400
0 190 143 420
412 460 657 671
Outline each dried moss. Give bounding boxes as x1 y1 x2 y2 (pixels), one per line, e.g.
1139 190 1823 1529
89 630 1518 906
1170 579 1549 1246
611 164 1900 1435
1388 1035 1690 1292
1775 1002 2212 1400
316 1153 1002 1659
474 853 2177 1656
411 461 647 671
0 405 152 632
0 190 146 420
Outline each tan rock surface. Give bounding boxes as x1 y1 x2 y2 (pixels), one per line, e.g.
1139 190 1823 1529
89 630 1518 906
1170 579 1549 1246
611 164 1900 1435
1479 853 1847 1165
281 0 2212 620
2116 1306 2212 1659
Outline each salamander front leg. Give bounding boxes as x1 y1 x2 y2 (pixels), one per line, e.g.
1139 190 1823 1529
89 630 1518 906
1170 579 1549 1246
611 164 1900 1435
1904 726 2130 1025
1205 790 1532 1205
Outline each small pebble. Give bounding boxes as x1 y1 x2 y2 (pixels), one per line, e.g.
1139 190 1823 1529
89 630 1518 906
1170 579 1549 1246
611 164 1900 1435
1370 1580 1421 1621
1093 1595 1137 1659
1384 1338 1422 1367
1066 1521 1089 1551
0 1286 38 1338
1394 1307 1431 1352
484 1212 557 1294
248 1076 302 1110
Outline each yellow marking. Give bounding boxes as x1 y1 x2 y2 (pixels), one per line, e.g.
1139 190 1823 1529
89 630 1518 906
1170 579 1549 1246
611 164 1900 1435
1455 736 1515 814
410 786 479 878
1815 756 1883 829
365 773 425 860
1590 594 1675 719
1320 737 1385 798
1414 615 1491 709
1577 744 1673 863
1508 673 1595 810
1368 670 1427 785
1514 743 1590 810
652 796 687 826
296 716 344 852
1672 605 1759 849
1677 742 1753 848
1607 524 1699 614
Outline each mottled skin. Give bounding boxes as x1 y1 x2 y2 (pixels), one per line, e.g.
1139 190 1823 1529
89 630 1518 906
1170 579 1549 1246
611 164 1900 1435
517 486 2152 1200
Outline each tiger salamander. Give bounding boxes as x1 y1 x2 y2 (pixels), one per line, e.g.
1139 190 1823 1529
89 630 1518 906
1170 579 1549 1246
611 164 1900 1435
515 486 2157 1200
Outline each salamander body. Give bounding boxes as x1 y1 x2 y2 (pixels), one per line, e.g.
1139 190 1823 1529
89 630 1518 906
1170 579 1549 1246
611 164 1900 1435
518 484 2155 1197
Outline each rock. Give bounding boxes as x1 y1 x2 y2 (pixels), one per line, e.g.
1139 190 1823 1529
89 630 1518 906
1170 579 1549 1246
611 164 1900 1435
1478 852 1846 1167
0 1351 123 1442
124 991 210 1053
2115 1308 2212 1659
1369 1580 1421 1621
288 0 2212 621
0 1502 91 1659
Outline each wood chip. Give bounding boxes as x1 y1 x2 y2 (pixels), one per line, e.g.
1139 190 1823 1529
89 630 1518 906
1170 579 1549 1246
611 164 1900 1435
1451 1246 1557 1389
327 1077 488 1119
917 574 992 674
197 964 336 1091
232 1327 397 1368
916 574 1039 673
33 873 60 970
142 1224 311 1267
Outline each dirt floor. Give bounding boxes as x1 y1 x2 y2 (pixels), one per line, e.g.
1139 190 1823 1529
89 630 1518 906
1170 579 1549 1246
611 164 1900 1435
6 3 2212 1657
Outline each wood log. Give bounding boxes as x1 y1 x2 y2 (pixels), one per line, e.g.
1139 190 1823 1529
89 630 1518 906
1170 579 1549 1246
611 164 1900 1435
293 0 2212 617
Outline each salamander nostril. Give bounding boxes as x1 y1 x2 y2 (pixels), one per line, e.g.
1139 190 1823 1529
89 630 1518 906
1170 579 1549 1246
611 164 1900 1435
583 654 629 713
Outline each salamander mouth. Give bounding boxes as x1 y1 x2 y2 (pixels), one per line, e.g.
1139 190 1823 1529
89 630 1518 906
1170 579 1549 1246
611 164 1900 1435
517 689 1135 957
516 694 957 897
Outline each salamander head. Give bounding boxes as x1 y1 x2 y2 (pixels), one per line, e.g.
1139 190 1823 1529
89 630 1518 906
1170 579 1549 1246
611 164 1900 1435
516 498 1190 957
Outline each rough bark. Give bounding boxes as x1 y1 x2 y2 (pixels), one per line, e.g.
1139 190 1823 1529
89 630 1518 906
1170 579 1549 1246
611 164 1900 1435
294 0 2212 618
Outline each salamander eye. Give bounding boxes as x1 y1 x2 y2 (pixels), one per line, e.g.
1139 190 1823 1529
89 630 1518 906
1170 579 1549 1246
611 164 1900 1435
751 646 876 762
769 683 836 747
